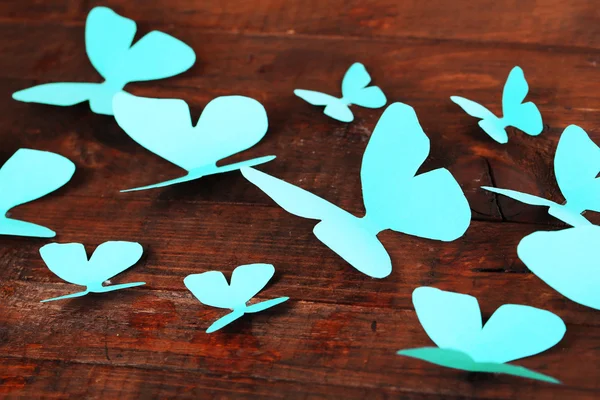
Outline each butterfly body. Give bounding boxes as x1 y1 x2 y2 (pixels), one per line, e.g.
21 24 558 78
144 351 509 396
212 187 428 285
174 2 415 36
518 225 600 310
12 7 196 115
398 287 565 383
184 264 288 333
40 241 145 302
451 66 542 143
0 149 75 238
113 92 274 191
483 124 600 226
242 102 471 278
294 63 386 122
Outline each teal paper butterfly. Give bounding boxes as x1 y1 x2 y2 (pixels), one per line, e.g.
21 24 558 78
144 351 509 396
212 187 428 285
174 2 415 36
12 7 196 115
40 241 145 302
113 92 274 192
518 225 600 310
397 287 565 383
483 125 599 227
0 149 75 238
241 103 471 278
184 263 288 333
294 62 386 122
451 66 543 143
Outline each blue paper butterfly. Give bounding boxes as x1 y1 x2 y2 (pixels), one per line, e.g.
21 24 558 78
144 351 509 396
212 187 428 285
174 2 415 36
294 62 386 122
184 263 288 333
113 92 274 192
398 287 565 383
242 103 471 278
12 7 196 115
0 149 75 238
518 225 600 310
40 241 145 302
484 125 599 227
451 66 543 143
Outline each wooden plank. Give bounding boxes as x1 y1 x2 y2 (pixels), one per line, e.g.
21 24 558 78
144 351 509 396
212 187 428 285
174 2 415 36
72 0 600 49
0 0 73 21
1 25 599 225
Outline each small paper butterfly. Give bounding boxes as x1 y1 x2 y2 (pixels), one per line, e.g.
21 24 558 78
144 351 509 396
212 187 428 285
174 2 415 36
483 125 599 227
12 7 196 115
113 92 274 192
397 287 565 383
184 263 288 333
242 103 471 278
518 225 600 310
0 149 75 238
40 241 145 302
451 66 543 143
294 62 386 122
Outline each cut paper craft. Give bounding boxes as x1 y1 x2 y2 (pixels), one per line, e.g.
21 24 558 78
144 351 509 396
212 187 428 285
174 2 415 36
294 62 386 122
242 103 470 278
0 149 75 238
40 241 145 302
483 125 600 227
518 225 600 310
184 263 288 333
397 287 565 383
451 66 542 143
12 7 195 115
113 92 274 192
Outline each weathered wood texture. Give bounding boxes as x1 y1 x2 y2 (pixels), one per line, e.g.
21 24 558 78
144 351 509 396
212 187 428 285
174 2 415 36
0 1 599 398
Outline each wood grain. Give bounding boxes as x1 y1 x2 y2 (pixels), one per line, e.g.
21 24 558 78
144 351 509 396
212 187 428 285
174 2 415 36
0 1 599 398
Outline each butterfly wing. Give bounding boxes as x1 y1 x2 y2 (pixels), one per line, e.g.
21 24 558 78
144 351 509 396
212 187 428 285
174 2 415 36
294 90 339 106
85 7 136 80
481 186 556 207
241 167 348 221
206 309 245 333
450 96 496 120
361 103 470 240
341 63 386 108
88 241 143 283
324 102 354 122
184 271 235 309
518 226 600 310
39 243 90 286
0 149 75 214
466 304 566 364
397 348 559 383
115 31 196 83
501 66 543 136
412 287 482 353
245 297 289 313
229 264 276 306
12 82 99 107
554 125 600 214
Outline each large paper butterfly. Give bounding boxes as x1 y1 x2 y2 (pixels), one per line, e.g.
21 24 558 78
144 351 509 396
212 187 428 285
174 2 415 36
12 7 196 115
0 149 75 238
40 241 145 302
451 66 543 143
294 63 386 122
518 225 600 310
483 125 599 227
241 103 471 278
397 287 565 383
184 263 288 333
113 92 274 192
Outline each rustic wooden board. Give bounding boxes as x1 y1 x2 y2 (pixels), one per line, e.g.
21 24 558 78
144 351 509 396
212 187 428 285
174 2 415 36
0 1 599 398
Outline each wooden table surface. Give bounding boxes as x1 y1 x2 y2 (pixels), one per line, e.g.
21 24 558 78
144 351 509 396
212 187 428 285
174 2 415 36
1 1 599 398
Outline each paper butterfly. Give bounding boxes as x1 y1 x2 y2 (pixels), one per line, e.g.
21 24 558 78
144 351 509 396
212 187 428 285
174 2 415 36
0 149 75 238
184 263 288 333
241 103 471 278
12 7 196 115
518 225 600 310
40 241 145 302
483 125 599 227
397 287 565 383
113 92 274 192
451 66 543 143
294 62 386 122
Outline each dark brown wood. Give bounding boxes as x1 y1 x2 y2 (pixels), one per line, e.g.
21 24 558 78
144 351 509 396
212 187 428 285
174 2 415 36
0 1 599 398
